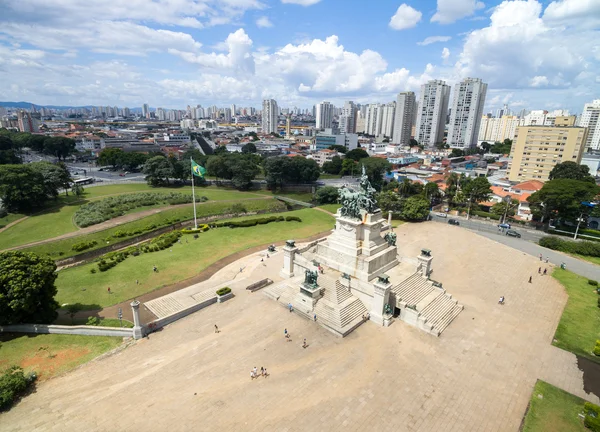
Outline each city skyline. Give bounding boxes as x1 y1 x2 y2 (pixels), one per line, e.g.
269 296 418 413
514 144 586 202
0 0 598 113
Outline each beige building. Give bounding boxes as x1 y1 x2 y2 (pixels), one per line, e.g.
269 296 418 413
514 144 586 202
508 125 589 182
478 115 519 143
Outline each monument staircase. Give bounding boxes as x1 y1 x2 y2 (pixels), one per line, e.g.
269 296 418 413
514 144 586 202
313 274 368 337
392 272 463 336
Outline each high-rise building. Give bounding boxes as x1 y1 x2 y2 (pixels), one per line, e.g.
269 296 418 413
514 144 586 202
223 108 232 123
416 80 451 147
364 104 381 136
142 103 150 119
17 110 38 133
578 99 600 150
392 92 416 145
231 104 236 116
262 99 279 134
478 115 520 143
508 125 589 182
520 110 548 126
316 101 334 129
339 101 357 134
447 78 487 149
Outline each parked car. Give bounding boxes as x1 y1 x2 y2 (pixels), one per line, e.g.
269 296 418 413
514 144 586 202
119 173 125 177
448 219 460 226
436 212 448 218
505 229 521 238
498 223 511 229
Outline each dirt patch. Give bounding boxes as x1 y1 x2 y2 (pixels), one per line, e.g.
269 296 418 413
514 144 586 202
577 355 600 398
20 347 92 380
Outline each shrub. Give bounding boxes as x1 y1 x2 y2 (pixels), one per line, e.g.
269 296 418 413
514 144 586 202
285 216 302 222
229 203 247 215
0 366 36 410
148 231 181 251
98 259 118 272
472 210 501 220
594 341 600 357
90 268 96 274
86 316 100 326
0 208 8 218
539 237 600 258
584 402 600 432
181 224 210 234
589 280 599 287
216 287 232 296
71 240 98 252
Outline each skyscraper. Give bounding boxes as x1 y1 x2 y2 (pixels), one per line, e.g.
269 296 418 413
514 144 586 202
316 101 333 129
17 110 38 133
379 102 396 138
339 101 357 134
578 99 600 150
142 103 150 119
364 104 381 136
262 99 279 134
392 92 416 145
447 78 488 149
416 80 451 147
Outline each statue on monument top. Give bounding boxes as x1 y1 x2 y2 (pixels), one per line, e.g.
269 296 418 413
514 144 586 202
338 165 378 219
304 269 318 288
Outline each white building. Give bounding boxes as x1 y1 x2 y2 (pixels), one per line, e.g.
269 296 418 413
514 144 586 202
364 103 381 136
520 110 547 126
392 91 416 145
379 102 396 139
262 99 279 134
142 103 150 119
447 78 487 149
578 99 600 150
544 110 570 126
478 115 520 143
316 101 334 129
416 80 451 148
339 101 357 134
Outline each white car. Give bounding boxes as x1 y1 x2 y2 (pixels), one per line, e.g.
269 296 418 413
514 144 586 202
436 212 447 218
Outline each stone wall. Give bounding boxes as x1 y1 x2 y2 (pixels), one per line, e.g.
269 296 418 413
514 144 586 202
0 324 134 338
146 296 218 333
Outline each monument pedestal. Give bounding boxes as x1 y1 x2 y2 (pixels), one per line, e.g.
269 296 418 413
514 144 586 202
280 241 298 279
370 276 391 326
294 283 322 316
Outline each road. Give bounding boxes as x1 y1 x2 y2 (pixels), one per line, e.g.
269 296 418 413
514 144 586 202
430 213 600 280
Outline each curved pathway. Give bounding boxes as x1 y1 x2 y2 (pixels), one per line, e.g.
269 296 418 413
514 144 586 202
2 197 275 252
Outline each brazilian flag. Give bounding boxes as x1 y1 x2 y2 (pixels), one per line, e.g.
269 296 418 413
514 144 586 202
191 159 206 178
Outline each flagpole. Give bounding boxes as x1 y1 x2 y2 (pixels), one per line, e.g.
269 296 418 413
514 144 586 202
191 157 197 229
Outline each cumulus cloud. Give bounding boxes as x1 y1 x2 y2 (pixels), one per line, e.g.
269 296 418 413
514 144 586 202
417 36 452 45
543 0 600 27
530 76 549 87
431 0 485 24
281 0 321 5
389 4 423 30
256 16 273 27
442 47 450 60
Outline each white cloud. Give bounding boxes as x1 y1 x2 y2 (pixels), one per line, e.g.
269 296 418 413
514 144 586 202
544 0 600 27
417 36 452 45
389 4 423 30
256 16 273 28
530 76 549 87
281 0 321 5
431 0 485 24
442 47 450 60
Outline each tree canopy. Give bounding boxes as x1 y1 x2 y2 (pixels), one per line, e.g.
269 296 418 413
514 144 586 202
143 156 174 187
400 196 430 221
314 186 339 204
345 148 369 161
527 179 600 222
0 251 59 325
0 165 49 211
0 135 21 164
549 161 595 183
241 142 257 154
322 156 343 175
361 157 391 191
263 156 320 189
328 145 347 154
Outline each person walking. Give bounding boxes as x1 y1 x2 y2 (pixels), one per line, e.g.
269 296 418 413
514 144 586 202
107 287 111 294
284 328 289 340
543 268 547 275
545 257 549 263
539 253 543 261
263 367 268 378
538 267 541 274
302 338 308 349
214 324 219 333
313 314 317 322
528 276 532 283
136 279 139 285
260 367 264 377
288 303 293 313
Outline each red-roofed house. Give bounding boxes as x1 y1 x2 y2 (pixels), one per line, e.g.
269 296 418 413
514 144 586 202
487 181 543 221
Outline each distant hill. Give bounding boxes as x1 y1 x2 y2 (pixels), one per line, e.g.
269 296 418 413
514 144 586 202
0 101 143 111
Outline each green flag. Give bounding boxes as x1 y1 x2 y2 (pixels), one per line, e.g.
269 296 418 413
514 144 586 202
191 159 206 178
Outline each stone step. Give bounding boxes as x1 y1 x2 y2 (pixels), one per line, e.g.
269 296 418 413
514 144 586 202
393 273 434 306
145 296 185 318
415 289 443 311
340 299 367 328
421 294 460 332
192 290 217 304
432 305 463 335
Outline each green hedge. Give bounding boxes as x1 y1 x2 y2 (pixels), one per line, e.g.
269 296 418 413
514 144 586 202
0 366 36 410
539 237 600 257
472 210 501 220
71 240 98 252
584 402 600 431
212 215 300 229
74 192 206 227
548 229 600 242
216 287 231 296
181 224 209 234
594 341 600 357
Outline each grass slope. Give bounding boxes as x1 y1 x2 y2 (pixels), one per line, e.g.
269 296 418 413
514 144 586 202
0 333 123 380
21 198 283 260
552 269 600 363
521 380 586 432
0 185 264 249
55 208 334 309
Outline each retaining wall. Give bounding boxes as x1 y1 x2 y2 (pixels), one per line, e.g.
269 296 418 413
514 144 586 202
146 296 218 333
0 324 134 338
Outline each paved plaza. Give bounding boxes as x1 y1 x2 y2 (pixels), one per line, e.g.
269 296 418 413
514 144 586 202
1 223 598 432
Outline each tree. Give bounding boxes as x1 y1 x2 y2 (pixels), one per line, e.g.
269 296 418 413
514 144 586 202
463 176 492 217
143 156 173 186
401 196 430 221
119 152 148 171
340 158 357 176
98 148 124 168
263 157 286 189
213 145 229 155
383 179 399 192
527 179 600 222
65 303 83 324
169 156 187 182
322 156 342 175
549 161 595 183
72 183 84 197
328 145 347 154
0 165 48 211
398 178 414 197
241 142 257 154
263 156 320 189
31 161 72 198
481 142 491 153
206 155 231 180
423 182 442 204
445 172 459 205
450 148 465 158
0 251 59 325
42 137 75 160
377 191 403 213
490 198 519 218
345 148 369 161
0 135 20 165
361 157 391 191
314 186 339 204
229 155 260 190
409 139 419 147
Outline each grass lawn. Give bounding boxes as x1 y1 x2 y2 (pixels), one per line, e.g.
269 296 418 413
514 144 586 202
552 269 600 363
22 198 284 260
55 317 134 328
0 212 26 229
319 203 341 214
0 186 267 250
55 208 334 309
521 380 586 432
572 254 600 267
0 333 123 380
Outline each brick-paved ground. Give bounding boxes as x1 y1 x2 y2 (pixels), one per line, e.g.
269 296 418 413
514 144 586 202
1 223 597 432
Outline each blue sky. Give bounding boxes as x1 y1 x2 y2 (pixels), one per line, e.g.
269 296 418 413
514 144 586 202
0 0 598 114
